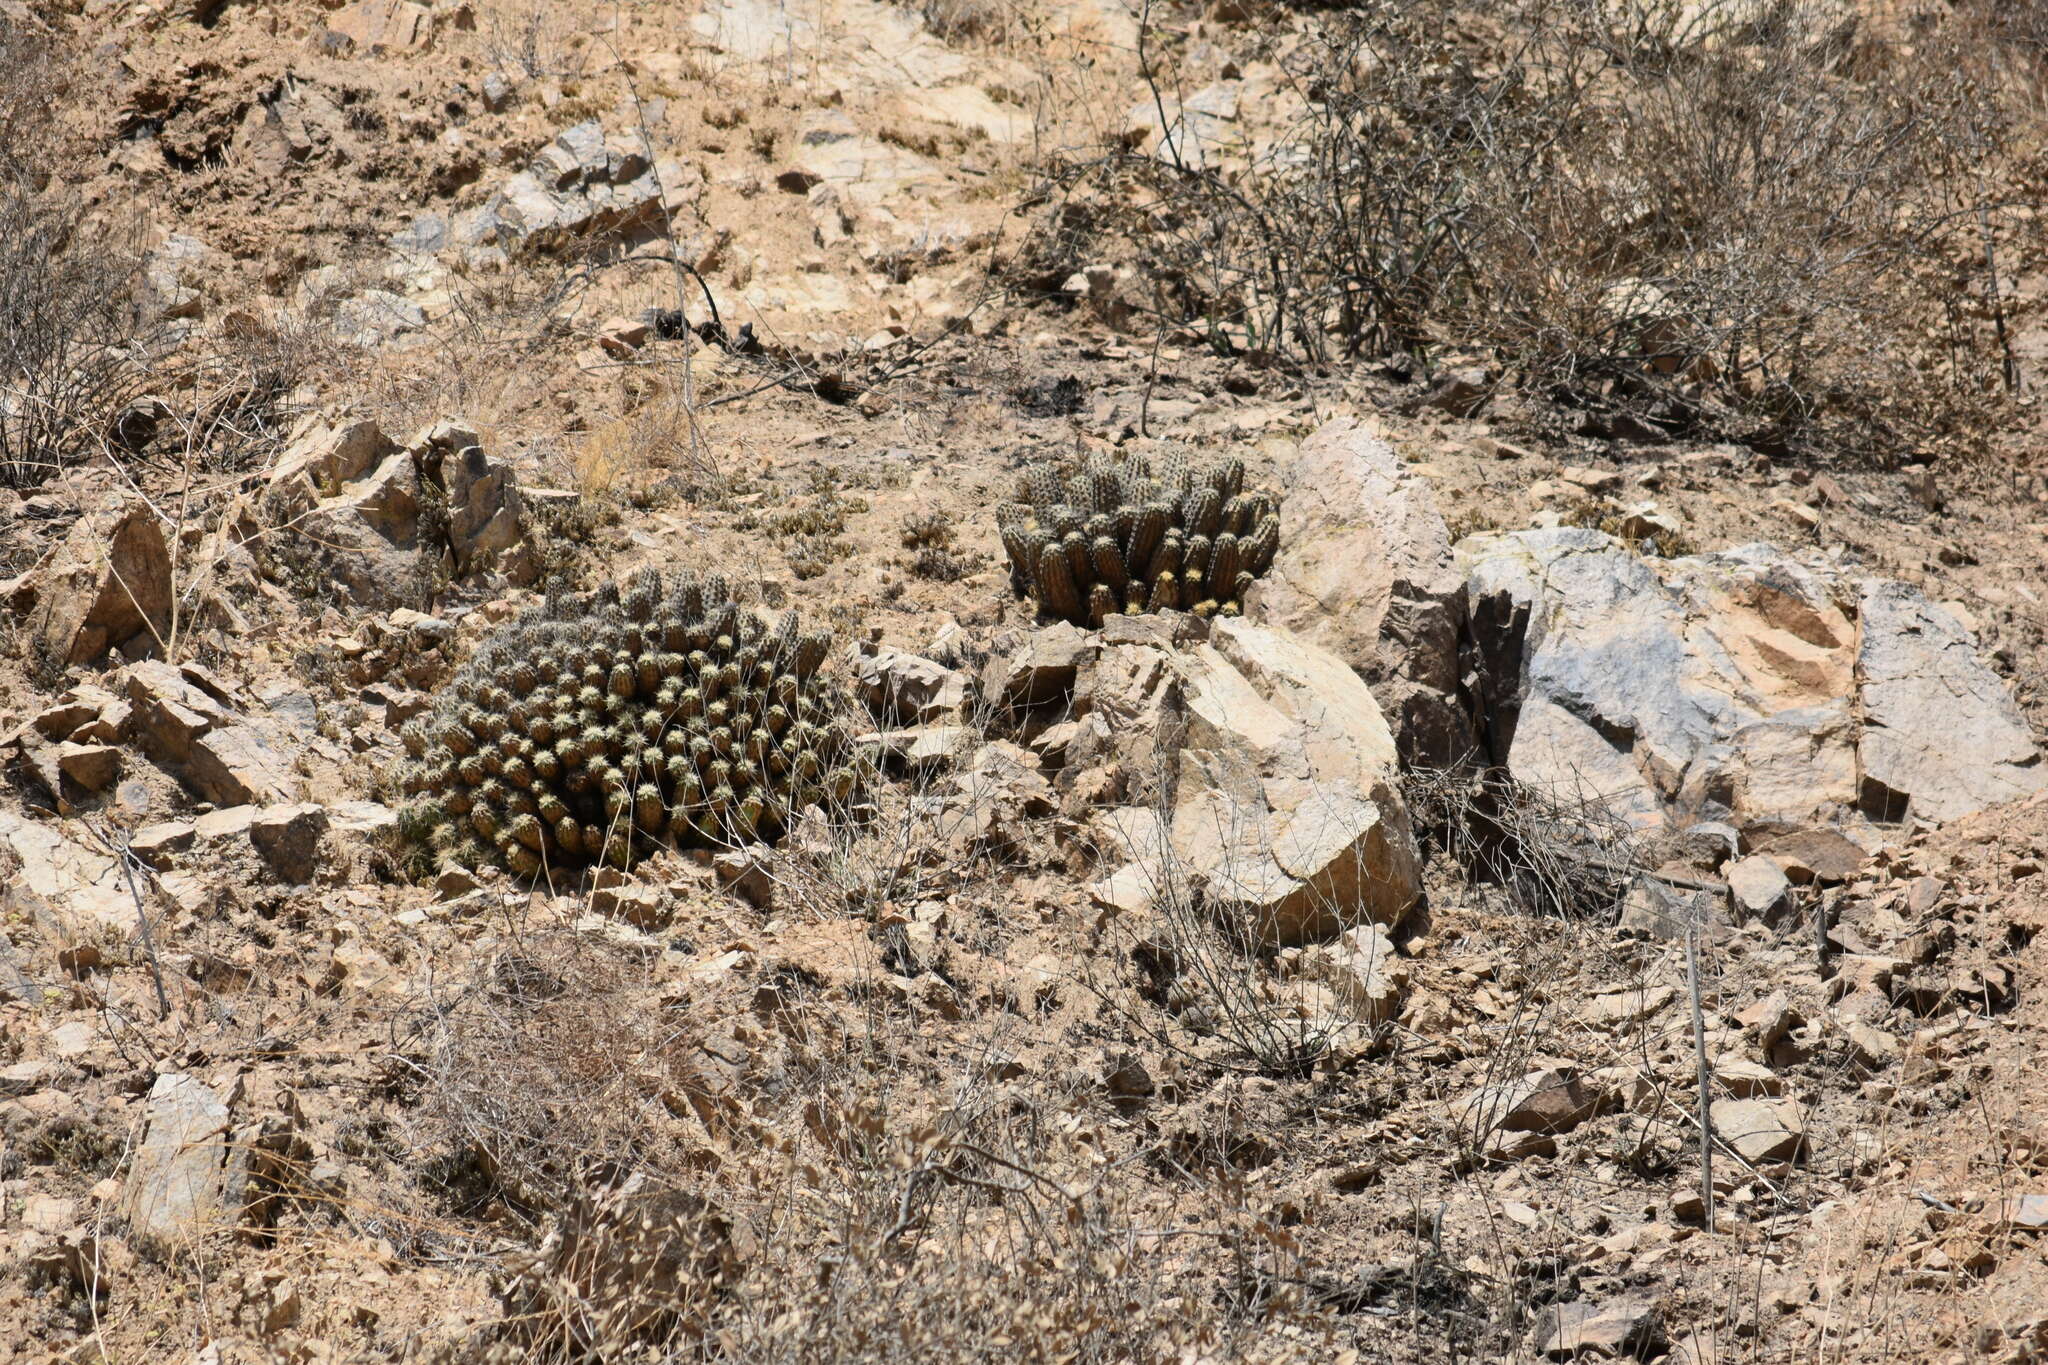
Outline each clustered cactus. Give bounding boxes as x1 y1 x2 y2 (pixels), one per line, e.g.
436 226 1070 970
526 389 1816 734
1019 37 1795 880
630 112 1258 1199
394 568 864 877
996 449 1281 627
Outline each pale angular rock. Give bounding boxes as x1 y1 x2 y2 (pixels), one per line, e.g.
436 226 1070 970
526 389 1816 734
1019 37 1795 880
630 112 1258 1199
1679 821 1742 870
0 810 135 955
19 494 172 664
194 805 262 843
1458 1069 1606 1141
0 1060 54 1096
131 821 196 868
124 1073 232 1261
250 803 330 883
790 113 943 205
385 606 454 644
597 314 651 356
1999 1195 2048 1231
328 0 431 51
1857 581 2044 821
263 417 424 608
125 660 232 763
1581 984 1676 1024
1125 81 1240 170
326 801 399 841
320 937 406 998
187 724 301 807
1716 1059 1783 1097
1711 1096 1805 1163
554 119 607 180
57 743 121 792
1532 1298 1664 1359
1726 855 1792 920
951 741 1053 818
332 290 426 346
713 844 775 909
860 724 971 774
1068 638 1181 786
1461 529 2042 834
532 141 583 191
1244 415 1471 764
1300 923 1407 1025
988 620 1095 707
1088 862 1166 917
437 441 532 583
1164 619 1421 944
460 150 670 258
892 84 1035 144
1753 827 1869 883
854 645 969 724
32 687 119 741
267 417 397 507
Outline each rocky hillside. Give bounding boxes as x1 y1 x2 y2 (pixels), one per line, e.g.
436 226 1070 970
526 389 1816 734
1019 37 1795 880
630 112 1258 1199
7 2 2048 1363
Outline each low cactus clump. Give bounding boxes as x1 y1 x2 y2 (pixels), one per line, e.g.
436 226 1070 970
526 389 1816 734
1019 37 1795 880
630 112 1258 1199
996 448 1281 627
394 568 863 877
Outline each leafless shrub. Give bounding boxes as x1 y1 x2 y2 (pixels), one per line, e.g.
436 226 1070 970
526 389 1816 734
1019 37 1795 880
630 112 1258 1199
1022 0 2028 459
479 0 591 81
894 0 1012 46
0 21 160 490
711 1074 1231 1365
0 13 60 187
408 935 718 1223
1404 763 1646 922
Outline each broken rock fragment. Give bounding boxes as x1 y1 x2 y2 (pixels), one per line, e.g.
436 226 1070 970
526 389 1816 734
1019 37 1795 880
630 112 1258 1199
14 492 172 665
124 1073 232 1261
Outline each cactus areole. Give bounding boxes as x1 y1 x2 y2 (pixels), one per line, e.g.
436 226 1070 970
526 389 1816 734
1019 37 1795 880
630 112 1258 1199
997 449 1281 627
394 568 863 876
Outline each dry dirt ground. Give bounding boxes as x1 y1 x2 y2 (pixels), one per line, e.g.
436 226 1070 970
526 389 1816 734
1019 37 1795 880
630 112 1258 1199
8 1 2048 1363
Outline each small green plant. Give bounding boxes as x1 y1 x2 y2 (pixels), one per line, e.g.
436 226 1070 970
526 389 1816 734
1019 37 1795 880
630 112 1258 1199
997 447 1280 627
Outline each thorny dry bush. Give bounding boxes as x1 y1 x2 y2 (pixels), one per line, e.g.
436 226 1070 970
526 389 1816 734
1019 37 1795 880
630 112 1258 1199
0 16 164 491
407 939 1290 1363
1019 0 2040 461
392 776 1334 1363
386 752 1725 1361
1403 762 1648 923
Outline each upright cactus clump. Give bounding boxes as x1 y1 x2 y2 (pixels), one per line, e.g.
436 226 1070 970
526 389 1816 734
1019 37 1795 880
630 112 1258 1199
393 567 865 877
997 448 1281 627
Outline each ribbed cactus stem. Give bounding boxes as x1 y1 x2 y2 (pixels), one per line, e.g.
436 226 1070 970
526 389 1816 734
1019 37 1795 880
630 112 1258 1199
1088 583 1118 629
1208 532 1242 599
1037 541 1081 622
1091 536 1128 591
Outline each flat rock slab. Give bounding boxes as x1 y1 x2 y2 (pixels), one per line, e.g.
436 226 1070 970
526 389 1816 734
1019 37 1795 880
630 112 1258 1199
1532 1298 1664 1359
1711 1096 1806 1164
1460 529 2044 834
1243 415 1470 764
1458 1069 1605 1143
0 811 136 958
188 724 301 807
124 1073 231 1261
1857 584 2044 822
